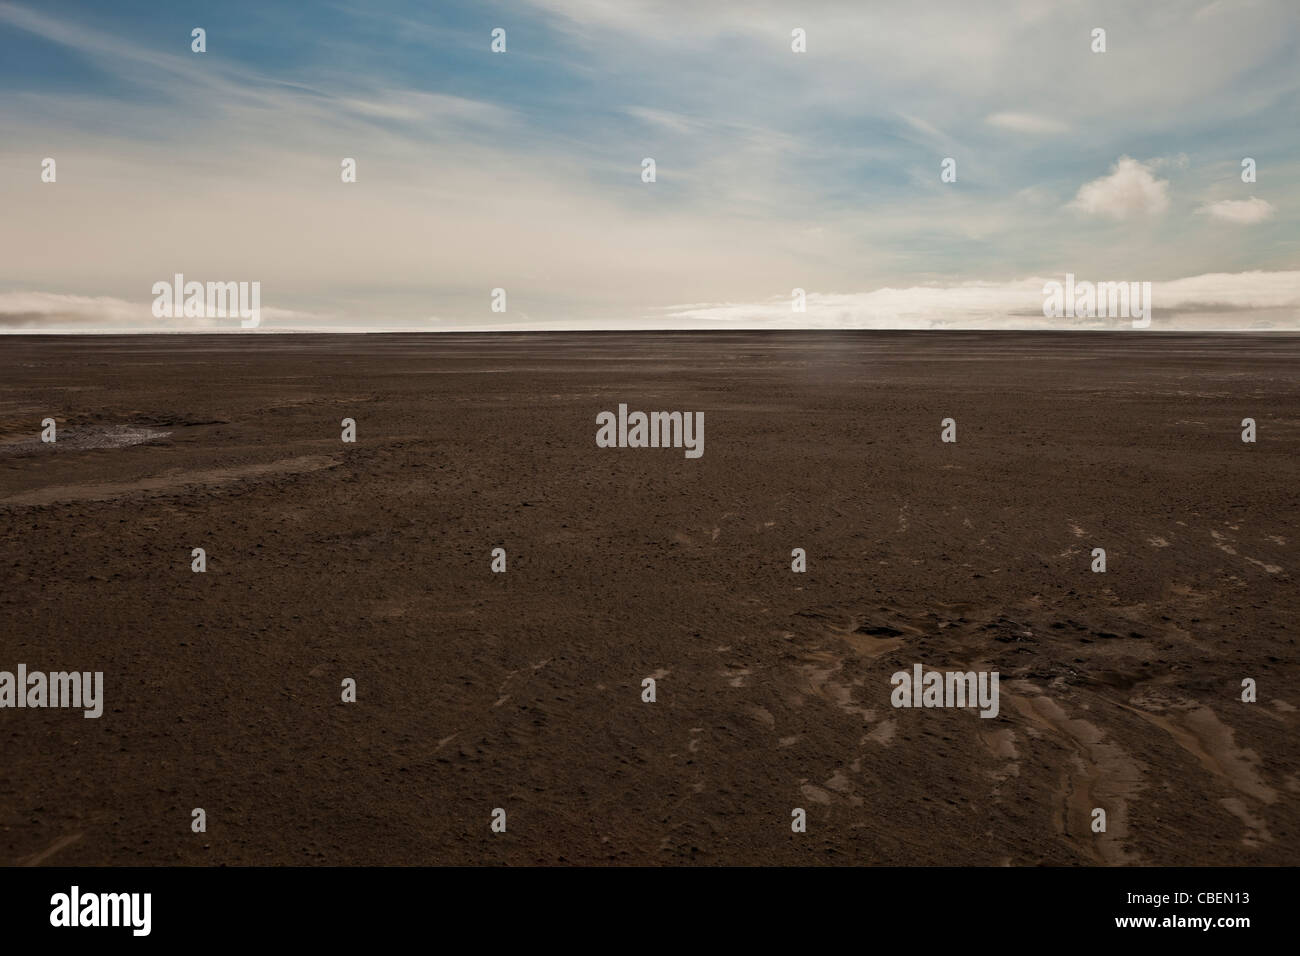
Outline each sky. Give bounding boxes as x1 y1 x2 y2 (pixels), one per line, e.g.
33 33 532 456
1 0 1297 331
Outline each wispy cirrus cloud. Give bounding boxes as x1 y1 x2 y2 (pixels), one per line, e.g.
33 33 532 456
985 112 1070 134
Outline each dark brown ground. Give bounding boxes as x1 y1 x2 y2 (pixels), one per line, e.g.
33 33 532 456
0 332 1296 866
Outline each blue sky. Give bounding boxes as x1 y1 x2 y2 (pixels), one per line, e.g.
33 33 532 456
1 0 1297 330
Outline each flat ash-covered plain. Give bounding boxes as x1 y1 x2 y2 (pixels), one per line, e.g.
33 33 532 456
0 331 1296 865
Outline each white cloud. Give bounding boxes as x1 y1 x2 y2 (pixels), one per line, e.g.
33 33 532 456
660 270 1300 330
0 292 147 329
1157 269 1299 308
0 292 336 332
1197 196 1277 224
1068 156 1171 220
6 272 1298 332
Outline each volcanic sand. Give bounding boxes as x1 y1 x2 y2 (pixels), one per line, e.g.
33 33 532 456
0 332 1296 865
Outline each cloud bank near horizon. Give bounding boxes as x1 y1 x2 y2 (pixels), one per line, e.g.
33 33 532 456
4 269 1296 332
